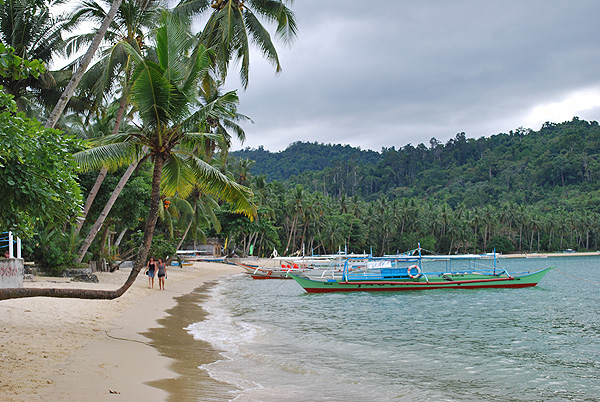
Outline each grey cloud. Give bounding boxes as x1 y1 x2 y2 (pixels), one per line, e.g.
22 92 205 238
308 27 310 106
229 0 600 151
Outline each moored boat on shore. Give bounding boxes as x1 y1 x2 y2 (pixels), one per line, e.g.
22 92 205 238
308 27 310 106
289 267 552 293
237 262 304 279
237 254 353 279
288 250 552 293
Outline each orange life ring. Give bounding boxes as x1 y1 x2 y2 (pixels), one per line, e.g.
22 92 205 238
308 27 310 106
407 265 421 279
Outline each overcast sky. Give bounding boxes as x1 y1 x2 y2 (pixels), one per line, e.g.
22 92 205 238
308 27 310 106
222 0 600 152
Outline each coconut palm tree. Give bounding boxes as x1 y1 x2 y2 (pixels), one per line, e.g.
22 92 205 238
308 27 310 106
172 190 221 251
73 8 249 261
45 0 124 128
67 0 163 236
174 0 297 88
197 79 250 162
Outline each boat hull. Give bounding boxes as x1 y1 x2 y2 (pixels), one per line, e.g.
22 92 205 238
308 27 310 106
238 263 299 279
288 267 552 293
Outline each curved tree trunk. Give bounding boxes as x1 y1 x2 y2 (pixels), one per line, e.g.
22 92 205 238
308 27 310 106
132 154 165 276
45 0 124 129
74 90 130 235
0 154 165 301
284 214 298 255
75 159 140 263
176 218 194 251
74 166 108 236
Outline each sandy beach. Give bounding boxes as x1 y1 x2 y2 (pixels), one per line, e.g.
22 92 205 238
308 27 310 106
0 261 244 402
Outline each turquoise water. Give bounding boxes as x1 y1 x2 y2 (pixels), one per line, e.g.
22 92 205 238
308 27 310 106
187 256 600 401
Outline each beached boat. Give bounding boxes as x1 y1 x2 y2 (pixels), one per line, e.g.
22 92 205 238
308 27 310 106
237 263 304 279
175 250 225 263
194 256 226 262
288 252 552 293
237 254 353 279
237 259 345 279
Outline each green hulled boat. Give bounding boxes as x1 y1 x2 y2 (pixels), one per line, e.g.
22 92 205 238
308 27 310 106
288 255 552 293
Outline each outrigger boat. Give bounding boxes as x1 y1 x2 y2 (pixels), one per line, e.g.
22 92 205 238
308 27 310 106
238 262 304 279
176 250 225 263
237 257 349 279
288 249 552 293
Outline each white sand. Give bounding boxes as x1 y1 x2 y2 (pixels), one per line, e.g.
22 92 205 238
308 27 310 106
0 261 244 402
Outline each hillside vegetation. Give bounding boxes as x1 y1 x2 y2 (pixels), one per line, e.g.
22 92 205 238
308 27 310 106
233 118 600 212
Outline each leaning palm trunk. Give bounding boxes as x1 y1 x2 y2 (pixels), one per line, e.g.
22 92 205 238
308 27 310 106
284 214 298 255
0 155 165 301
75 158 141 263
45 0 124 129
132 154 165 276
74 92 129 236
176 218 194 251
74 166 108 236
115 228 127 246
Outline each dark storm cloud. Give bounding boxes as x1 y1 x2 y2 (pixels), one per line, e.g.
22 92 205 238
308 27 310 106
228 0 600 151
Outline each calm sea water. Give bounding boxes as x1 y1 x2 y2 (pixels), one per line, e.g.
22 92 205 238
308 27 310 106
186 256 600 402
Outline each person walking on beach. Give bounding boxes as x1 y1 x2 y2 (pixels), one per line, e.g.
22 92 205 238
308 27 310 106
146 257 156 288
157 258 167 290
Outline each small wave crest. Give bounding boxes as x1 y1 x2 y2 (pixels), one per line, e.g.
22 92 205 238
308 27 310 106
184 278 266 398
185 280 262 356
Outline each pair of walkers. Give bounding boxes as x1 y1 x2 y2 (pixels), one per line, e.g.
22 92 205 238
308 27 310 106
145 257 167 290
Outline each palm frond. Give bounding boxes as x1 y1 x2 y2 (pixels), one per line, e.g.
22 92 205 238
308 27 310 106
161 153 198 198
187 155 256 219
249 0 297 44
197 194 221 232
168 196 194 219
243 9 279 72
129 60 173 130
222 117 248 143
183 89 240 130
172 0 211 17
155 11 192 83
183 43 213 94
74 142 144 172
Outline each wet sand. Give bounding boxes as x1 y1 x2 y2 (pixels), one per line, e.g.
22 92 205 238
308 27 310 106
144 282 237 401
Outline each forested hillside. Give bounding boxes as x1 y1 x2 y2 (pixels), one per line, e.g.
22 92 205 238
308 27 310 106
231 141 382 182
232 118 600 212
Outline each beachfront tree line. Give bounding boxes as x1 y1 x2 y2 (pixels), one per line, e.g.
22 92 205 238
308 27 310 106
0 0 297 300
217 182 600 257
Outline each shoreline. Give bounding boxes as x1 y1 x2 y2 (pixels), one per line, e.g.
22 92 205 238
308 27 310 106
143 282 239 400
0 261 244 402
498 251 600 258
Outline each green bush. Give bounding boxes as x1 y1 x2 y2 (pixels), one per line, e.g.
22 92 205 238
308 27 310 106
488 235 515 254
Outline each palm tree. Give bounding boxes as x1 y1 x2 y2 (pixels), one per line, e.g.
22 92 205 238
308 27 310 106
1 13 255 300
73 3 248 261
68 0 162 236
284 184 304 255
45 0 124 128
173 190 221 251
97 11 253 288
198 79 250 162
174 0 297 88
